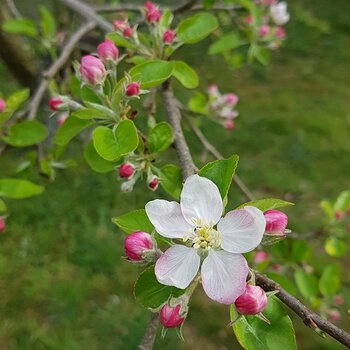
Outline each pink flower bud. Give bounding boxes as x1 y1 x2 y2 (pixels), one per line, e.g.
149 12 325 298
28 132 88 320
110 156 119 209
333 295 344 306
263 209 288 236
346 207 350 217
144 1 156 11
207 84 219 96
258 25 269 37
79 55 106 85
123 27 133 38
124 231 153 261
224 93 239 106
335 211 343 220
113 20 128 31
271 263 282 273
224 120 234 130
275 26 286 39
125 82 140 97
97 39 119 63
254 250 268 264
235 284 268 315
48 97 63 111
145 7 161 23
57 113 68 126
162 29 175 44
148 176 159 191
327 309 341 322
159 304 185 328
118 163 134 178
244 16 253 25
0 98 6 112
0 218 5 233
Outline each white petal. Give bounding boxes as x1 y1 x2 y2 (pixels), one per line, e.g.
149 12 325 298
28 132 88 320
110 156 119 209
218 206 266 254
201 250 248 304
155 245 200 289
180 175 223 225
145 200 193 239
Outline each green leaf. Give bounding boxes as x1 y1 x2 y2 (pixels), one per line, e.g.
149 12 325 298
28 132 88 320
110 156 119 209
231 297 297 350
129 60 173 89
177 13 218 44
92 120 138 161
325 237 346 257
188 92 207 115
84 140 117 173
171 61 199 89
54 117 93 146
160 165 182 200
0 178 44 199
0 89 30 126
112 209 153 234
294 269 319 300
2 19 37 37
148 122 173 154
266 273 296 295
237 199 294 211
3 120 48 147
134 266 183 309
319 264 340 298
198 155 239 199
320 200 334 219
39 6 56 38
0 199 7 214
289 240 310 263
107 32 136 49
334 190 350 212
209 33 242 55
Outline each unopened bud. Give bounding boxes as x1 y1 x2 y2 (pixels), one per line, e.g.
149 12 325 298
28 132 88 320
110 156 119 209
333 295 344 306
125 82 140 97
148 176 159 191
327 309 341 322
224 93 239 106
0 218 5 233
123 27 133 38
258 25 270 37
163 29 175 44
159 304 185 328
0 98 6 112
254 250 268 264
57 113 68 126
264 209 288 236
275 26 286 39
335 211 343 220
235 284 268 315
118 163 134 178
48 98 64 111
79 55 106 85
224 120 234 130
124 231 153 261
97 39 119 63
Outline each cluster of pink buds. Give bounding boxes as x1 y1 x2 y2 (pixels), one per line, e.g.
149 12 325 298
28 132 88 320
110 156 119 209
0 98 6 113
207 85 239 130
144 1 161 23
113 19 133 38
0 217 5 233
243 1 289 50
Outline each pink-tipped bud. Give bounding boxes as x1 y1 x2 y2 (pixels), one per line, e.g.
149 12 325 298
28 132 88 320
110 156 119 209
48 97 63 111
123 27 133 38
162 29 175 44
224 120 234 130
258 25 270 37
275 26 286 39
148 176 159 191
264 209 288 236
146 8 161 23
144 1 156 11
207 84 219 96
224 93 239 106
333 295 344 306
327 309 341 322
244 15 253 25
347 207 350 217
159 304 185 328
57 113 68 126
335 211 343 220
254 250 268 264
97 39 119 63
118 163 134 178
124 231 153 261
235 284 268 315
113 20 128 31
0 98 6 112
79 55 106 85
125 82 140 97
0 218 5 233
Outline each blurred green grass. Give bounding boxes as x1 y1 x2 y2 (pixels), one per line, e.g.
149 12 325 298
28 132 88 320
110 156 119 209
0 0 350 349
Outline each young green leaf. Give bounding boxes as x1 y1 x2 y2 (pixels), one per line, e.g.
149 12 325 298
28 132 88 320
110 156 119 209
324 237 346 257
84 140 118 173
107 32 136 49
177 13 218 44
160 165 182 200
334 190 350 212
2 120 48 147
171 61 199 89
319 264 340 298
0 89 30 126
2 19 37 37
0 199 7 214
39 6 56 39
188 92 207 115
112 209 153 234
209 33 243 55
148 122 173 154
198 155 239 199
237 199 294 211
294 269 319 300
0 178 44 199
92 120 138 161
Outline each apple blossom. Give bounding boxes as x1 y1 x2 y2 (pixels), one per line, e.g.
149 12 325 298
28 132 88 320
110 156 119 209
79 55 106 85
270 2 290 26
125 82 140 97
207 84 220 97
145 175 265 304
159 304 185 328
264 209 288 236
144 1 161 23
0 98 6 112
97 39 119 63
259 25 270 37
254 250 268 263
119 163 134 178
224 93 239 106
123 27 133 38
0 218 5 233
124 231 153 261
224 120 234 130
48 97 63 111
148 176 159 191
235 284 268 315
162 29 175 44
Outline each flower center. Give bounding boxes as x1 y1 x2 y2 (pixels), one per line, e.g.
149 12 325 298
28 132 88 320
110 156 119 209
184 219 221 250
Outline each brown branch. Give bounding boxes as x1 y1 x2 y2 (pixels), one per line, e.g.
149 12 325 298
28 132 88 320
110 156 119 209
173 0 200 14
256 272 350 348
137 312 160 350
28 21 96 120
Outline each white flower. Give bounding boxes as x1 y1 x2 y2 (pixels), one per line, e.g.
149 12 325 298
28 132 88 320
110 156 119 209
270 2 290 26
145 175 266 304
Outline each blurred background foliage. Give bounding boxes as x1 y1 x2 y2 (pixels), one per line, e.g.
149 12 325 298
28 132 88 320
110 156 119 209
0 0 349 349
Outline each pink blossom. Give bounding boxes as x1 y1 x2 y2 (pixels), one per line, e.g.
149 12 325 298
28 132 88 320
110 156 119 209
263 209 288 236
270 2 290 26
123 27 133 38
275 26 286 39
48 97 63 111
259 25 270 37
124 231 153 261
148 176 159 191
159 304 185 328
125 82 140 97
79 55 106 85
224 120 235 130
97 39 119 63
254 250 268 263
224 93 239 106
0 218 5 233
145 7 161 23
119 163 134 178
0 98 6 112
235 284 268 315
163 29 175 44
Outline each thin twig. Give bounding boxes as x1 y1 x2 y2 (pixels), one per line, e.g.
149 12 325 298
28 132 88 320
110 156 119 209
256 272 350 348
28 21 96 120
5 0 21 18
173 0 200 14
137 313 160 350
